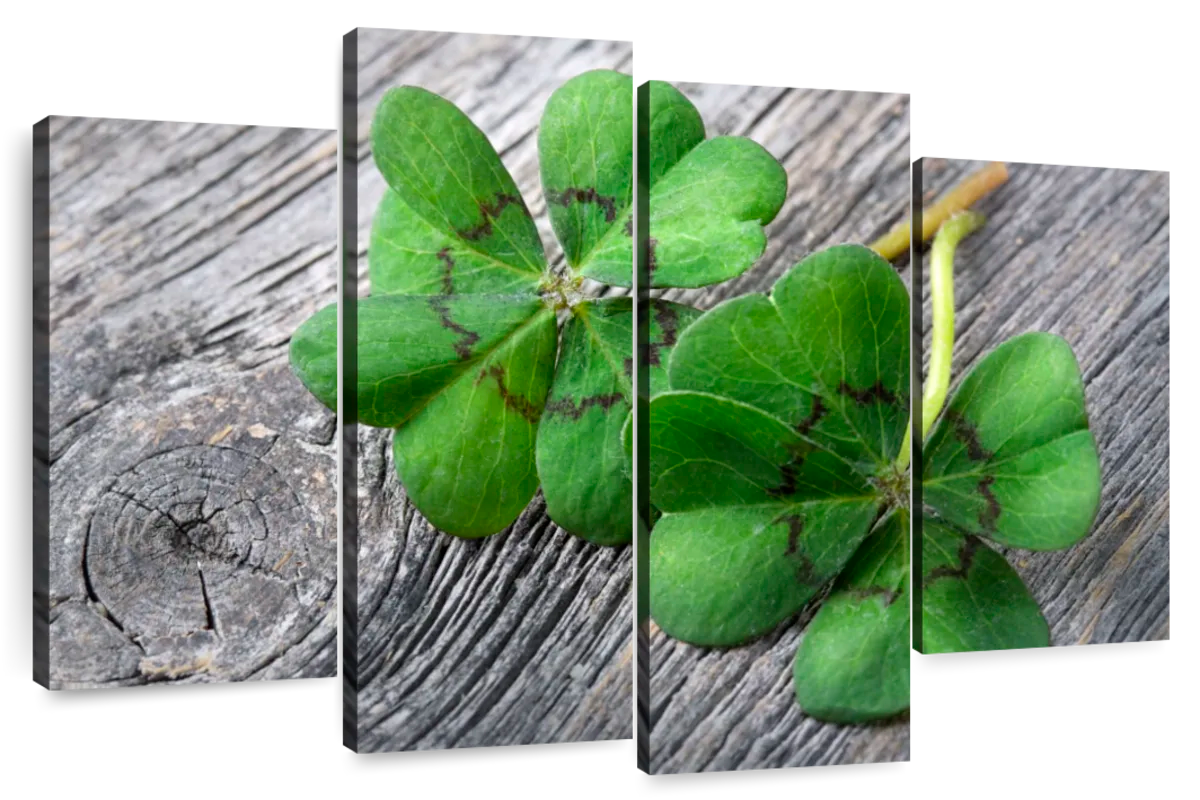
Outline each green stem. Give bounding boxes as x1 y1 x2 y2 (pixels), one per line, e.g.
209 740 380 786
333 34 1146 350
896 421 913 472
922 211 986 438
894 211 986 472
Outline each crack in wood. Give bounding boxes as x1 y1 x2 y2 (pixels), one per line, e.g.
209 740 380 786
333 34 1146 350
196 563 220 636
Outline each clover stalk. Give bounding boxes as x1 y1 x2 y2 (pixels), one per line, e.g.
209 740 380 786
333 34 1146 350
894 210 986 471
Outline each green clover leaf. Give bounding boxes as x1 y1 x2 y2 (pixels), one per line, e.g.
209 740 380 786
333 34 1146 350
370 86 547 293
535 298 633 545
794 509 910 723
646 82 788 288
539 69 633 284
668 244 909 471
919 516 1048 653
923 332 1101 550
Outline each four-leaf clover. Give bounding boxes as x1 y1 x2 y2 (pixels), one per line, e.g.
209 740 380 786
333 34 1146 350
292 70 632 542
649 244 912 722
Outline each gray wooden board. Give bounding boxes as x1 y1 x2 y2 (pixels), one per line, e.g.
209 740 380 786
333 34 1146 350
348 30 635 751
40 118 338 687
917 159 1169 647
646 84 911 773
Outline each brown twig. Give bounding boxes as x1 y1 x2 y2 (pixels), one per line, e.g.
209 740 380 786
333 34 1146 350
870 161 1009 261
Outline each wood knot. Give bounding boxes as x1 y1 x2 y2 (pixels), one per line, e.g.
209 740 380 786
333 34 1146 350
84 445 332 681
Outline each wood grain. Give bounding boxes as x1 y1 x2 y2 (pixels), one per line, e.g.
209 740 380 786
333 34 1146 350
346 29 634 752
644 84 911 773
37 117 338 688
916 159 1169 647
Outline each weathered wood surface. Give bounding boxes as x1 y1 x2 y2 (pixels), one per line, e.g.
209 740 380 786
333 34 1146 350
917 159 1169 646
42 118 338 687
647 84 911 773
348 30 634 751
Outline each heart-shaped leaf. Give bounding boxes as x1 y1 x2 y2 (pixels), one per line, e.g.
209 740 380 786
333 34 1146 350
388 300 558 537
649 391 880 646
923 332 1101 550
646 80 705 188
538 69 633 285
290 301 338 411
668 244 909 473
794 509 910 722
648 137 787 288
536 298 633 545
352 293 548 428
919 516 1049 653
369 86 546 294
370 188 543 295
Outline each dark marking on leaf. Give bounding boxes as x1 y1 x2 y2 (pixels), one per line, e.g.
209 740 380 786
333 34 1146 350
837 380 899 406
848 586 901 606
796 395 827 436
793 556 817 585
543 392 626 420
977 474 1001 530
545 187 617 223
459 192 527 241
428 296 480 360
477 365 543 423
783 514 804 555
766 453 805 498
923 535 981 587
623 357 633 377
780 514 818 584
436 247 455 294
623 216 633 236
646 301 678 368
645 237 658 283
654 302 679 346
944 408 994 461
